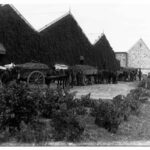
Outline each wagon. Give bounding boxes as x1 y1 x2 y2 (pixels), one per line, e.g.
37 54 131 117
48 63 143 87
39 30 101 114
15 62 49 85
70 65 98 85
70 65 98 75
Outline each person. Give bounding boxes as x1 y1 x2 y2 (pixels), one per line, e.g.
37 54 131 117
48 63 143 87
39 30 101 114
16 69 21 84
138 68 142 81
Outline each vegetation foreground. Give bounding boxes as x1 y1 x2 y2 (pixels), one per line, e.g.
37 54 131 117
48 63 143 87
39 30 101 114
0 80 150 146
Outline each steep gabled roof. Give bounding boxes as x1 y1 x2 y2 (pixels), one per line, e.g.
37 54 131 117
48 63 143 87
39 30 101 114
93 33 120 70
38 12 91 44
39 12 71 32
128 38 150 52
94 33 105 45
2 4 36 31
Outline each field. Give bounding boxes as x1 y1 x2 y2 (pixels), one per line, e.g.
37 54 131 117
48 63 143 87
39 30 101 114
46 81 150 146
45 81 150 146
2 81 150 146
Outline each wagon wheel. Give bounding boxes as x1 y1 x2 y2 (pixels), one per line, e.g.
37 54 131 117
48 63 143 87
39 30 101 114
27 71 45 85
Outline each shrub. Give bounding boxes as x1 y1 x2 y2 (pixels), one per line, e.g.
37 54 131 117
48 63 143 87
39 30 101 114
51 108 85 142
126 93 141 116
80 93 93 107
16 120 52 144
41 87 87 118
138 78 150 89
113 88 145 119
138 79 146 88
0 82 87 142
94 99 123 133
0 82 39 133
125 88 147 115
113 95 131 121
48 87 86 142
40 88 60 118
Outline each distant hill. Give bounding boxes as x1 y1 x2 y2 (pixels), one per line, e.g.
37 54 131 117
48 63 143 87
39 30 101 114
93 34 120 70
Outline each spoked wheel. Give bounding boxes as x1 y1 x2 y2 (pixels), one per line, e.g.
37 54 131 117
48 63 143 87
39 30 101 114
27 71 45 85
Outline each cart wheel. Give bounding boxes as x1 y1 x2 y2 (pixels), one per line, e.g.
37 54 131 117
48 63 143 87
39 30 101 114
27 71 45 85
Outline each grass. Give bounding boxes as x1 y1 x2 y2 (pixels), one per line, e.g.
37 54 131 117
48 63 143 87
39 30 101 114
2 81 150 146
76 101 150 146
26 101 150 146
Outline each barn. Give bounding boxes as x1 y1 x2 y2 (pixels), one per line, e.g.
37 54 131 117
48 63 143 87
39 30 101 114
115 38 150 74
115 52 128 68
0 43 6 65
128 39 150 74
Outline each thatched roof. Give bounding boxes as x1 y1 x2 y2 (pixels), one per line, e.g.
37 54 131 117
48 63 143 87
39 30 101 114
71 65 98 75
0 43 6 54
15 62 49 70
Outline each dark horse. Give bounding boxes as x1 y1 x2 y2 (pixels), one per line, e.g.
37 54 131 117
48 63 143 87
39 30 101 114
45 69 70 89
0 67 18 86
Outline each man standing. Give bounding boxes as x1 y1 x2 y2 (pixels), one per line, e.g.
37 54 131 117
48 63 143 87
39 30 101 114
138 68 142 81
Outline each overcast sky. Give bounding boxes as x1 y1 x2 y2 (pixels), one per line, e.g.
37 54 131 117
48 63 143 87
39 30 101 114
1 0 150 52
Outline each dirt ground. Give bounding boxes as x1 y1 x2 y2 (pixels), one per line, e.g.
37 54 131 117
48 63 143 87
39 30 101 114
70 81 138 99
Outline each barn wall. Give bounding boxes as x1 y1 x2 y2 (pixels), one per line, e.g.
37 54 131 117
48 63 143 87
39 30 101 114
115 52 127 67
0 55 6 65
128 39 150 70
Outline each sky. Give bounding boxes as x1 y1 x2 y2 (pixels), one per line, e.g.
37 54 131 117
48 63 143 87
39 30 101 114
1 0 150 52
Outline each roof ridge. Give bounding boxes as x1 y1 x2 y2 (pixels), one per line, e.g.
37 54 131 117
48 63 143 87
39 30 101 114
8 4 36 31
38 12 71 32
93 33 105 45
128 38 150 52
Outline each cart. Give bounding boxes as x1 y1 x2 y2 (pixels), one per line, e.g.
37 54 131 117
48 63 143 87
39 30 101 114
15 62 49 85
70 65 98 85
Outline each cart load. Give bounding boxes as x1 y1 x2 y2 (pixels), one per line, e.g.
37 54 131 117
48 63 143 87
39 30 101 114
70 65 98 75
70 65 98 85
15 62 49 85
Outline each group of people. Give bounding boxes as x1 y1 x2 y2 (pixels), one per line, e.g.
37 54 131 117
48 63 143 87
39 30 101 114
68 69 118 87
68 68 143 87
117 68 142 82
0 63 143 88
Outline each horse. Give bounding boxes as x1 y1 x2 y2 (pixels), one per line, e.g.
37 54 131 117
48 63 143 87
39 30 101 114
0 67 18 86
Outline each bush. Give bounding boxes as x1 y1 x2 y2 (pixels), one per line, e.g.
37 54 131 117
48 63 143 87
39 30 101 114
0 82 39 133
80 93 92 107
125 88 146 115
41 87 87 118
48 87 86 142
94 99 123 133
0 83 86 142
39 88 61 118
51 108 85 142
138 78 150 89
16 120 52 144
113 95 131 121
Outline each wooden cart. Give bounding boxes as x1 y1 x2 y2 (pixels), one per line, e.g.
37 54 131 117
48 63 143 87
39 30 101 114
15 62 49 85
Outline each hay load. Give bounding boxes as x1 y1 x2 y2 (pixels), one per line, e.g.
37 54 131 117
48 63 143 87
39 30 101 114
15 62 49 70
71 65 98 75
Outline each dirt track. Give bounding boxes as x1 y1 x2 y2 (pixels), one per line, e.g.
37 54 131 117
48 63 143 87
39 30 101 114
70 81 138 99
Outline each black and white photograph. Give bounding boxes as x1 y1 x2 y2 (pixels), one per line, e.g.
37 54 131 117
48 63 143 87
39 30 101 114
0 0 150 146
